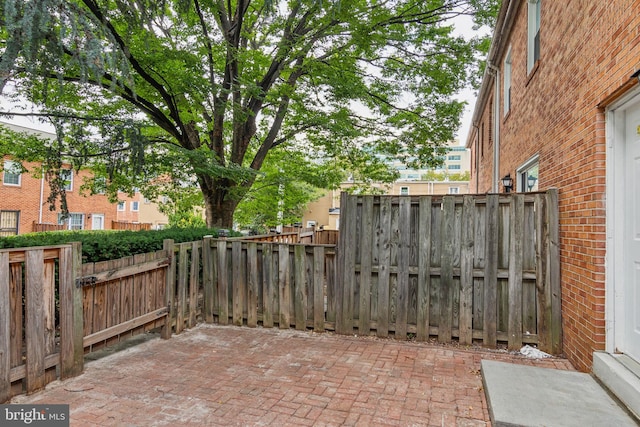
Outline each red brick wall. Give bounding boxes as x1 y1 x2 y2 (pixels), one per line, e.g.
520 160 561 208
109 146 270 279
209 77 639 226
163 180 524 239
1 157 118 233
469 1 640 371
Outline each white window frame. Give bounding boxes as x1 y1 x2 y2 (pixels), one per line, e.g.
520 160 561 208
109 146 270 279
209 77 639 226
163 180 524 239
60 169 73 191
516 155 540 192
527 0 541 73
117 201 126 211
449 187 460 194
3 160 21 186
400 186 409 195
131 201 139 212
58 213 84 230
504 47 512 115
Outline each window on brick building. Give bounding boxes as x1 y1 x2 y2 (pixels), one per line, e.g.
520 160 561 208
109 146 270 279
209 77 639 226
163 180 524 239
60 169 73 191
480 123 485 158
527 0 541 73
3 160 22 186
517 155 539 192
0 210 19 236
504 48 512 115
117 201 125 211
132 201 139 211
58 213 84 230
93 177 106 194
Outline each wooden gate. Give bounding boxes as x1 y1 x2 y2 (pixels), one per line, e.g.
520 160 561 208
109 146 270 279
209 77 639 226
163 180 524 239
79 249 171 351
0 244 83 401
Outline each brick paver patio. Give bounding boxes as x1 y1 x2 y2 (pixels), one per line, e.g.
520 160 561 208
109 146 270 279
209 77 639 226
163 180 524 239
10 324 574 426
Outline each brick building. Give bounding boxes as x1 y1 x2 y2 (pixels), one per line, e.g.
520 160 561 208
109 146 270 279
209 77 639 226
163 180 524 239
467 0 640 384
1 122 167 235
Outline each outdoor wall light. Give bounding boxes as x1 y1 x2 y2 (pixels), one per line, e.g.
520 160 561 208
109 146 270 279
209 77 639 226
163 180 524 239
527 175 538 191
501 174 513 193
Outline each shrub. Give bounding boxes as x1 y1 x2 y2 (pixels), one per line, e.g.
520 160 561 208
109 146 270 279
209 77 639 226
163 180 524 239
0 227 239 263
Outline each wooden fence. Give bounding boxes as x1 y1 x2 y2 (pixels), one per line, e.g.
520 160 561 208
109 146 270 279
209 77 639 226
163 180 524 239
335 190 561 353
1 189 562 402
1 243 171 401
236 229 339 245
196 239 337 330
111 221 152 231
0 244 83 402
32 222 65 232
80 249 171 352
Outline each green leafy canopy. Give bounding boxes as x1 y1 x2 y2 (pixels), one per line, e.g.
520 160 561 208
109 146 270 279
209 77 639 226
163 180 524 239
0 0 499 227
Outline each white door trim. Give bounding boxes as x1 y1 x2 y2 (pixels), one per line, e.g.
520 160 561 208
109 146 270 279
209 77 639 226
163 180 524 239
91 213 105 231
606 85 640 355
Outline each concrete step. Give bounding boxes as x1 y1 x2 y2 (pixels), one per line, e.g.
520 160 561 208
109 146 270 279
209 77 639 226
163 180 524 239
481 359 639 426
593 351 640 420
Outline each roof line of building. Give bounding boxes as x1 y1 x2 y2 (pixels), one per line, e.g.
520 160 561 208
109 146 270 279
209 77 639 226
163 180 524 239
465 0 521 148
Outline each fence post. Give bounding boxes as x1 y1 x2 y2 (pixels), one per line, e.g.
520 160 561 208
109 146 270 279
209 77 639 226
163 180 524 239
547 188 562 354
161 239 176 339
0 252 10 402
483 194 499 347
507 195 524 350
60 243 84 379
202 236 214 323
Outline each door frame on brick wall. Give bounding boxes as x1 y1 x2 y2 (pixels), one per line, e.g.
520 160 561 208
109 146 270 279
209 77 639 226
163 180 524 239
606 85 640 361
91 213 105 230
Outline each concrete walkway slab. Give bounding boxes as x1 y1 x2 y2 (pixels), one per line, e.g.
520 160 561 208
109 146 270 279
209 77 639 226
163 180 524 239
481 360 639 427
11 325 575 426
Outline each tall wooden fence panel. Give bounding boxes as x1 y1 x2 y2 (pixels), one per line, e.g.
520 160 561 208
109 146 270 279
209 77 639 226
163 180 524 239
0 244 83 402
197 240 337 331
335 190 561 354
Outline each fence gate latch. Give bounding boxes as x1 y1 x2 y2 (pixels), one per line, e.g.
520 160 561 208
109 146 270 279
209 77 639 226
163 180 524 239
76 276 97 288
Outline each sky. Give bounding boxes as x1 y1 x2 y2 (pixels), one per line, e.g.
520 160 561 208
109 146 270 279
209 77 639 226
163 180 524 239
452 14 492 146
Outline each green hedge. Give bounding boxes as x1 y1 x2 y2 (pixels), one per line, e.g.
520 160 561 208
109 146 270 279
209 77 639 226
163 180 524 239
0 227 238 263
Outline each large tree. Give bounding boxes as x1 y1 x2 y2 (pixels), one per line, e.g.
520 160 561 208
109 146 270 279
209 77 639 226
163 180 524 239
0 0 497 228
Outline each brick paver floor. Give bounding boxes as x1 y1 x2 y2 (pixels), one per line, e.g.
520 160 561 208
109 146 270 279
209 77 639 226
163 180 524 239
11 324 574 426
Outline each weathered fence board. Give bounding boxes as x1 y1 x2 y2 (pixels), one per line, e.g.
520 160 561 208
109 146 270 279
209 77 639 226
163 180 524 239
0 253 10 401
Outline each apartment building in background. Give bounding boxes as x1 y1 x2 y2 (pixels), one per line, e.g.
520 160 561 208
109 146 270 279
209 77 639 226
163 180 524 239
0 122 167 235
302 141 471 230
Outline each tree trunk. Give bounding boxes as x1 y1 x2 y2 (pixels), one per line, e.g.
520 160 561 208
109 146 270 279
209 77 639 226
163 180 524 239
201 182 238 229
